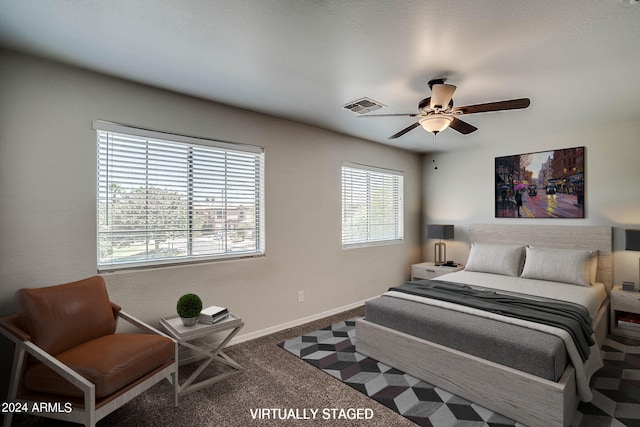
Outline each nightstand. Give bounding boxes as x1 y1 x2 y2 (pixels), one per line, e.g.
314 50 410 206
411 261 464 280
609 284 640 339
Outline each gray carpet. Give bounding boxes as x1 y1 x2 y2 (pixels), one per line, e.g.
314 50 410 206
10 306 416 427
8 306 640 427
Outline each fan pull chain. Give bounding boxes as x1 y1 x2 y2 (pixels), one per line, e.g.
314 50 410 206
432 132 438 170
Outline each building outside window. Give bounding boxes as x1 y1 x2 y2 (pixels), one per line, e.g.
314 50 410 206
341 162 404 248
95 121 265 270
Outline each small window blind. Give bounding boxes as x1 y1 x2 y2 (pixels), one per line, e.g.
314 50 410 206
341 162 404 248
94 121 265 270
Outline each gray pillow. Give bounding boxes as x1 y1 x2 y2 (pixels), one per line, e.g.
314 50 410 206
520 246 598 287
464 243 525 277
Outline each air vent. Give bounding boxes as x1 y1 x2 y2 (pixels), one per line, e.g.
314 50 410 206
343 97 385 114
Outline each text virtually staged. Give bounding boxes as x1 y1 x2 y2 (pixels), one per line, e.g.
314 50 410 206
249 407 375 421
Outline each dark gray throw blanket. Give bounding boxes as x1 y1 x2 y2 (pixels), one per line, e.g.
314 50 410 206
389 280 595 362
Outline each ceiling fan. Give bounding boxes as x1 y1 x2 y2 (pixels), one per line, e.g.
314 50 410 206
359 79 530 139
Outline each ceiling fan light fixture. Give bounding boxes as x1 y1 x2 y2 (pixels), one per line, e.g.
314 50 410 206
419 115 453 133
430 84 456 110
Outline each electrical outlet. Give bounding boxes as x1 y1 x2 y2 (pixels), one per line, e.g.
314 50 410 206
298 291 304 303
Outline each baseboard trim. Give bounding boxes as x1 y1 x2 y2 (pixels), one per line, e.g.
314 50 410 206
227 298 371 346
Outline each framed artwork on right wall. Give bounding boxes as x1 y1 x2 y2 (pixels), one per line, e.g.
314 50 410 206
495 146 585 218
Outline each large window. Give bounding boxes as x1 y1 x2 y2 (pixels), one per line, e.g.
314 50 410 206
341 162 404 248
95 121 264 270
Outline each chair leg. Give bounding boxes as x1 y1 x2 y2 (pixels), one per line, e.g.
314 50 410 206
85 386 96 427
3 412 14 427
173 369 179 407
3 345 27 427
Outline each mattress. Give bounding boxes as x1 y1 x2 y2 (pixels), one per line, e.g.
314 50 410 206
364 271 607 382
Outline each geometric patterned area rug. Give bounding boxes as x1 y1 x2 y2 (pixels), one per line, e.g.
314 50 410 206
278 318 640 427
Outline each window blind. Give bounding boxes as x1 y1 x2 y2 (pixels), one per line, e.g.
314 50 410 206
94 121 265 270
341 162 404 248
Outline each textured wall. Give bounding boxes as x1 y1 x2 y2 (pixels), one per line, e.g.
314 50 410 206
0 50 423 391
422 120 640 284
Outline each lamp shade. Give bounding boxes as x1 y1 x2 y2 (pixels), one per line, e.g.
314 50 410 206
625 229 640 251
427 224 454 240
430 84 456 110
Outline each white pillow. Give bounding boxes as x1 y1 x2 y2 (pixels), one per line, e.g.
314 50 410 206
464 243 525 277
520 246 599 287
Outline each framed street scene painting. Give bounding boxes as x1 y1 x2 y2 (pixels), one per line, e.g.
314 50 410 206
495 146 585 218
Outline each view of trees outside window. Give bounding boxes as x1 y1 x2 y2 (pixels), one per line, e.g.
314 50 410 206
342 164 404 247
97 129 264 268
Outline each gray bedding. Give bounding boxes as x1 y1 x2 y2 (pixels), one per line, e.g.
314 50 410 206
392 280 594 361
364 295 568 381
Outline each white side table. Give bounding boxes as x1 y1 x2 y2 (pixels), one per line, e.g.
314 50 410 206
609 284 640 339
160 313 244 400
411 261 464 280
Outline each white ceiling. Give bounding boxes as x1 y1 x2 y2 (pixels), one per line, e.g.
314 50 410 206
1 0 639 152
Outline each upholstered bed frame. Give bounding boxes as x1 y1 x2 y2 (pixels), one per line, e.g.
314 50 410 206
356 224 612 427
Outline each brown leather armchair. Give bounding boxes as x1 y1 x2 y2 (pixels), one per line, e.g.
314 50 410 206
0 276 178 427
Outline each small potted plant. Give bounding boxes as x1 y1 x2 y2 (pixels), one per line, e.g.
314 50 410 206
176 293 203 326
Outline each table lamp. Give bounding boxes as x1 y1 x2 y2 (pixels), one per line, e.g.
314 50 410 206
427 224 454 266
625 229 640 291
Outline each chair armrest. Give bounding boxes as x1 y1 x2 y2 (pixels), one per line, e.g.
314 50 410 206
0 314 30 342
117 310 175 341
111 301 122 317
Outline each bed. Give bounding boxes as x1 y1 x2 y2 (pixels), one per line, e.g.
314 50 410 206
355 224 612 427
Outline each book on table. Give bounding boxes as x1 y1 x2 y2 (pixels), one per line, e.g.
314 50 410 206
199 305 229 324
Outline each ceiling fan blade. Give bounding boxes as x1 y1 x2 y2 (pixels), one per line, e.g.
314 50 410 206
357 113 419 118
449 117 478 134
452 98 530 115
389 122 421 139
430 84 456 110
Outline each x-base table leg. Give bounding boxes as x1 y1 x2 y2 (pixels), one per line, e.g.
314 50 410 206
176 324 244 398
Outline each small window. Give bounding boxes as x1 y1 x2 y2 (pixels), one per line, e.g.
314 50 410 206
95 121 265 270
341 162 404 248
